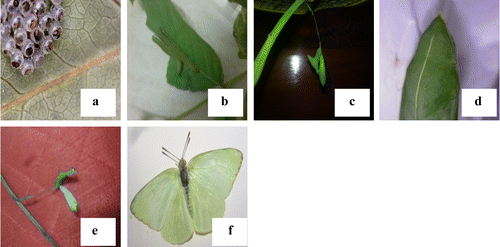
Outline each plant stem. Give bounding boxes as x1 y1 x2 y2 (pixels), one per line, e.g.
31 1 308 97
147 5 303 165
173 70 247 120
306 2 321 47
254 0 305 86
173 98 208 120
224 70 247 88
1 175 59 247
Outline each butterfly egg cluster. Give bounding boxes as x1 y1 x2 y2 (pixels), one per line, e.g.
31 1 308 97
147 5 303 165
1 0 65 75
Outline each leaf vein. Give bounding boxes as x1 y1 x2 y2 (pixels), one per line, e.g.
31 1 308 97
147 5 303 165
1 77 24 95
2 47 120 113
414 35 434 119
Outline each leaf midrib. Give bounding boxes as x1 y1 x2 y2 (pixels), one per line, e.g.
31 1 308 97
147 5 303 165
155 28 199 73
414 35 435 119
1 47 121 113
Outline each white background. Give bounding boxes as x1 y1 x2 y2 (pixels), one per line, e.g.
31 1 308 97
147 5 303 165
81 218 116 246
208 88 244 117
461 89 498 117
212 218 248 246
249 122 500 246
81 89 117 117
335 89 371 117
2 0 499 246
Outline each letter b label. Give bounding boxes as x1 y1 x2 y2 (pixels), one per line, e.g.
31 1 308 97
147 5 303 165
208 89 244 117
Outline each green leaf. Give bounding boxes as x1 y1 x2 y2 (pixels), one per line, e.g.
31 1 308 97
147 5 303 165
307 46 326 86
229 0 246 8
399 12 459 120
1 0 121 120
255 0 367 14
233 7 247 59
254 0 305 85
139 0 224 91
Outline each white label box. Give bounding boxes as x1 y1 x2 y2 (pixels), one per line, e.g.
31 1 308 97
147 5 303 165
81 218 116 246
212 218 247 246
208 89 244 117
461 89 498 117
335 89 371 117
81 89 116 117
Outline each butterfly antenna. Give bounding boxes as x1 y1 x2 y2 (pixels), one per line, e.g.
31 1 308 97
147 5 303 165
162 147 180 162
182 132 191 159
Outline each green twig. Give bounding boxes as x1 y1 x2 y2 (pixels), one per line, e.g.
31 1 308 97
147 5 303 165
306 2 321 47
173 70 247 120
173 98 208 120
305 2 327 87
19 167 77 201
225 70 247 88
254 0 305 86
1 175 59 247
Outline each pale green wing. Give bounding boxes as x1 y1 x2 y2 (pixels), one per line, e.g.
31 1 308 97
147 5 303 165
59 185 78 212
188 148 243 234
130 168 194 245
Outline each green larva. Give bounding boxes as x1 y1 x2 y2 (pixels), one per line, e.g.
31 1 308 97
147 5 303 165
152 28 200 74
53 167 77 189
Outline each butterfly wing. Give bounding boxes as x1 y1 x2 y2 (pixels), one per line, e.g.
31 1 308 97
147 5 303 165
130 168 194 245
187 148 243 234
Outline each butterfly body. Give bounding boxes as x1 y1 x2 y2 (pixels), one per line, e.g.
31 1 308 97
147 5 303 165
131 147 243 245
178 158 193 217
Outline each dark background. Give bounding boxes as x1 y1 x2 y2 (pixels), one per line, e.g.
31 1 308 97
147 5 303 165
254 1 374 120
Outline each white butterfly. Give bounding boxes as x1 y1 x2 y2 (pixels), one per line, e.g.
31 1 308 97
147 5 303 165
130 132 243 244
